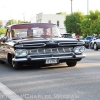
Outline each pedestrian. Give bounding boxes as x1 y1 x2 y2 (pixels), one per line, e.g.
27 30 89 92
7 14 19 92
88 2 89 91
76 34 80 39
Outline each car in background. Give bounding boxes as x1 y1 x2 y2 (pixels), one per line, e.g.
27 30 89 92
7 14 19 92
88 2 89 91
90 36 100 50
89 36 99 49
84 36 96 48
61 33 73 38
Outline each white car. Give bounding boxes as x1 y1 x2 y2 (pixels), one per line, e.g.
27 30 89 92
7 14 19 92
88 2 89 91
91 37 100 50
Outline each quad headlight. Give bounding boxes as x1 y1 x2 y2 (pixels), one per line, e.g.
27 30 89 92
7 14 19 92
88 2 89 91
74 46 85 54
14 49 28 57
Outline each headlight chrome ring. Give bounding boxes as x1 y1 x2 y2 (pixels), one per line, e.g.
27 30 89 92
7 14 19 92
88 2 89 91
74 46 85 54
14 49 28 57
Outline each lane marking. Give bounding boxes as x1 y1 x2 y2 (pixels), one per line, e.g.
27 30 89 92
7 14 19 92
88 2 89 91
0 82 23 100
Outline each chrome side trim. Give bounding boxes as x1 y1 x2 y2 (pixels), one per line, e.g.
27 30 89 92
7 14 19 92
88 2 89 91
15 43 46 47
58 42 77 46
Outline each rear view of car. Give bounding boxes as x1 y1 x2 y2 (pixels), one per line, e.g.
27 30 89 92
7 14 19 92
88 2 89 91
84 36 95 48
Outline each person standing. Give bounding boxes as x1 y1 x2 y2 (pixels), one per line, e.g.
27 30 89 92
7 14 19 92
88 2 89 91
76 34 80 39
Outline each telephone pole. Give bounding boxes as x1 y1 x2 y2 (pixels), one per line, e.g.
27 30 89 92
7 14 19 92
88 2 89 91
70 0 73 14
87 0 89 14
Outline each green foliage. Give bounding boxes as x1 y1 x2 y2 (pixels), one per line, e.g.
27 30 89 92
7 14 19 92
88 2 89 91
64 10 100 37
80 16 91 37
56 12 67 15
64 12 85 35
81 10 100 36
0 28 6 35
6 19 31 26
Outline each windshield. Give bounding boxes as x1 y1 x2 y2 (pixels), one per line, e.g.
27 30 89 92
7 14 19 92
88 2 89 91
10 23 61 39
86 37 92 40
63 34 72 38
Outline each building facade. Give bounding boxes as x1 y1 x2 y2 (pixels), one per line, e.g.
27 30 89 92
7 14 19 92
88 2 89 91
31 13 66 33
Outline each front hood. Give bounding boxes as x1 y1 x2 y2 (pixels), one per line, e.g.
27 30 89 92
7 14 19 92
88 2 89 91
13 38 83 48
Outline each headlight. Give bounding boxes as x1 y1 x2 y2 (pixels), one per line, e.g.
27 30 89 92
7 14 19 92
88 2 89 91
15 49 28 57
74 46 85 54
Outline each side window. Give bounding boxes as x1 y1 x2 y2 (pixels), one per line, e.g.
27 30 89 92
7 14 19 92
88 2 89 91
11 30 15 38
48 20 51 23
5 29 10 39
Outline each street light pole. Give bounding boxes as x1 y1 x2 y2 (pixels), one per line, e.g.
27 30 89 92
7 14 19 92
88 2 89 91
87 0 89 15
70 0 73 14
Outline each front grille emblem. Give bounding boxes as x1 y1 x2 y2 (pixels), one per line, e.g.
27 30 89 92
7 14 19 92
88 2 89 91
49 40 55 43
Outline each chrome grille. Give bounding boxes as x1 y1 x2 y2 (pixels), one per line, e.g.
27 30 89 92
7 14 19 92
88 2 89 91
29 47 73 55
52 48 58 53
23 43 46 47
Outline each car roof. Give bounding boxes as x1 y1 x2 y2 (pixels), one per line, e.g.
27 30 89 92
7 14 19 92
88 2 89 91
7 23 56 29
61 33 71 35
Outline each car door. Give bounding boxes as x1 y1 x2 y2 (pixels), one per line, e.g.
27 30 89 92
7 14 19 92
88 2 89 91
0 42 6 61
0 30 11 61
96 38 100 48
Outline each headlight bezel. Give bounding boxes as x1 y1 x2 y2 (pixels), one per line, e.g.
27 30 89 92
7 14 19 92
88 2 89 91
74 46 85 54
14 49 28 57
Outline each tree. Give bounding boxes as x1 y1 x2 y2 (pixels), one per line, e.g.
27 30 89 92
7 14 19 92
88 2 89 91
56 12 67 15
0 28 6 35
0 20 3 28
5 19 30 27
64 12 85 35
80 15 91 37
80 10 100 36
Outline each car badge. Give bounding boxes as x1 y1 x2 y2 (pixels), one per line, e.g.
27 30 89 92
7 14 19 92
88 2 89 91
49 39 55 43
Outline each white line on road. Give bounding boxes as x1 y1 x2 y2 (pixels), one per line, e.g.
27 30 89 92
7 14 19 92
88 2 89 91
0 82 23 100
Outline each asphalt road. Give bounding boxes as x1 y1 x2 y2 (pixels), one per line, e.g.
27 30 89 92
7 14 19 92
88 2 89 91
0 49 100 100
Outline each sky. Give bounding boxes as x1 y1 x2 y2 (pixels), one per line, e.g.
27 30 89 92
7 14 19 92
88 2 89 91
0 0 100 21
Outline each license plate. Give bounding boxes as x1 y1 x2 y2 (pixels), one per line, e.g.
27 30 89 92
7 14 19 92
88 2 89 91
46 58 58 64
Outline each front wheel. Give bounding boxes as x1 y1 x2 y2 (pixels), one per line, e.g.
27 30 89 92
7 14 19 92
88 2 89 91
94 43 98 51
66 62 77 67
90 43 93 49
12 61 22 70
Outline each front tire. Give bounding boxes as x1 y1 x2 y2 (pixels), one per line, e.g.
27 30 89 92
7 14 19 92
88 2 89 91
94 43 98 51
12 61 22 70
90 43 93 49
66 62 77 67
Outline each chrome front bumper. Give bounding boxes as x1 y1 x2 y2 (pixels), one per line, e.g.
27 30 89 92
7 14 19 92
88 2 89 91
12 54 86 62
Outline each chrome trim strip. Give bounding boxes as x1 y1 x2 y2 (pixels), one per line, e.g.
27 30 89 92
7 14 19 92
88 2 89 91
15 43 46 47
12 54 86 62
58 42 78 46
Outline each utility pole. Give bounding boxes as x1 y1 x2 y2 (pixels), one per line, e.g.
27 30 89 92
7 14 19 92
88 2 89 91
87 0 89 14
70 0 73 14
23 12 26 22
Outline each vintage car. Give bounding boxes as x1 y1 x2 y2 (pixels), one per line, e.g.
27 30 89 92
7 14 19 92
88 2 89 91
0 23 85 69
